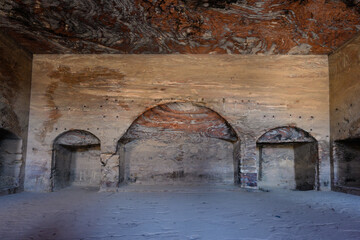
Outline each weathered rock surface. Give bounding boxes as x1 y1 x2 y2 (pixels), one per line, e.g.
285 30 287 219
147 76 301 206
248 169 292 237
0 0 359 54
100 154 120 190
120 102 238 143
0 32 32 194
25 54 331 191
329 33 360 194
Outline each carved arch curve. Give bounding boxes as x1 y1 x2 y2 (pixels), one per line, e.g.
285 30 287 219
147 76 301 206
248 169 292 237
119 102 239 144
53 129 100 147
257 126 316 144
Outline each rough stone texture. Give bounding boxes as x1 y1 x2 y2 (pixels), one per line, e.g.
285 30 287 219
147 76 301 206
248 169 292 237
329 33 360 141
0 32 32 194
55 130 101 146
293 142 318 190
257 126 315 143
25 54 330 192
100 154 120 190
69 147 101 186
0 0 360 54
258 145 296 190
120 102 238 143
261 143 318 190
257 126 318 190
117 102 238 185
329 33 360 194
0 129 22 193
258 138 318 190
124 137 234 184
52 130 101 190
334 140 360 189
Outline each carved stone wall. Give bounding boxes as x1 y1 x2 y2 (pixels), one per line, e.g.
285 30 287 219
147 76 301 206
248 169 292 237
118 102 238 185
257 127 318 191
0 32 32 194
0 129 23 194
52 130 101 190
329 34 360 194
25 54 330 191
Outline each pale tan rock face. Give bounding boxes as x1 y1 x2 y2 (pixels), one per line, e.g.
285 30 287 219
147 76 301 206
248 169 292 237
25 54 330 191
329 34 360 194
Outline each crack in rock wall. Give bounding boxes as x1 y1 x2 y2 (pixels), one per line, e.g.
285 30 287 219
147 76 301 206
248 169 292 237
25 54 330 191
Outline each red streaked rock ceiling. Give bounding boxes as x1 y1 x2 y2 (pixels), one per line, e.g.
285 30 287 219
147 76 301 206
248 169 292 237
0 0 360 54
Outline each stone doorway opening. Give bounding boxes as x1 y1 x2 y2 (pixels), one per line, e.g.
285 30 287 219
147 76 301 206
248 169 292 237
0 128 22 194
334 138 360 190
51 130 101 191
257 127 318 191
117 102 240 185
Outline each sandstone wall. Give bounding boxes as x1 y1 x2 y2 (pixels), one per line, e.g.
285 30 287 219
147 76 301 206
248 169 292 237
0 32 32 193
329 33 360 194
25 54 330 191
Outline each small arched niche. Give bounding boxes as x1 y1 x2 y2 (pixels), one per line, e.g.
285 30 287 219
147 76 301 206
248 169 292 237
257 127 318 191
52 130 101 191
117 102 240 185
0 128 22 194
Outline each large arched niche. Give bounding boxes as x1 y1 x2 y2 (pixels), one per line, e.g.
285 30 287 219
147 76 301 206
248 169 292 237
117 102 240 185
51 130 101 191
0 128 23 194
256 126 319 191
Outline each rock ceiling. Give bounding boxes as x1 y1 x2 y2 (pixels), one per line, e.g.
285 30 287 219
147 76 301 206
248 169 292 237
0 0 360 54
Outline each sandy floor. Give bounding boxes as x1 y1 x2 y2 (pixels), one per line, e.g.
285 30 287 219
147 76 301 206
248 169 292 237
0 185 359 240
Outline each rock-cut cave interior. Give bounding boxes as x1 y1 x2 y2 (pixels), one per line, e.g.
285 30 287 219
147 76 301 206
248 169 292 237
1 0 360 239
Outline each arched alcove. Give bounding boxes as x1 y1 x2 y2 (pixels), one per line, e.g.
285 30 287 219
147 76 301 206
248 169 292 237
256 126 318 191
0 128 22 194
52 130 101 191
117 102 240 185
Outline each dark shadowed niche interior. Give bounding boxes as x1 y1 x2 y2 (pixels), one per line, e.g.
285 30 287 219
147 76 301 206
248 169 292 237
51 130 101 191
117 102 240 185
257 127 318 191
334 138 360 190
0 128 22 194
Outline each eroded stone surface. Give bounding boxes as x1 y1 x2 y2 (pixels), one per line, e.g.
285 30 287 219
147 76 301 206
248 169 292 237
0 130 22 193
0 32 32 194
55 130 101 146
0 0 359 54
52 130 101 190
257 126 315 143
25 55 331 191
117 102 239 185
100 154 120 190
123 137 235 184
329 33 360 194
120 102 238 143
